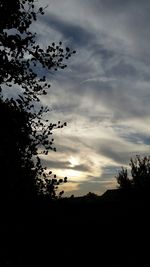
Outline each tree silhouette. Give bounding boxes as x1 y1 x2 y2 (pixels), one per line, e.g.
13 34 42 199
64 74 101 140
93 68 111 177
116 155 150 193
0 0 75 204
0 97 36 202
116 167 131 189
0 0 75 101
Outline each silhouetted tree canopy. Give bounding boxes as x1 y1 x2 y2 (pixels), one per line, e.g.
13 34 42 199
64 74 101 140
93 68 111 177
116 155 150 193
0 0 75 203
0 0 75 101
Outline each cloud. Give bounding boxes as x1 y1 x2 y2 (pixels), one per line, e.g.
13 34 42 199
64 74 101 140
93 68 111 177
106 59 138 79
41 158 90 173
41 13 95 48
31 0 150 196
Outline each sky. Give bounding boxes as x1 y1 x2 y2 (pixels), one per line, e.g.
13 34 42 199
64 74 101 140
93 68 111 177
32 0 150 196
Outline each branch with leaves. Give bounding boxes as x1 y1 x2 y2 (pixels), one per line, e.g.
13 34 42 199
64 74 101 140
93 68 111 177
0 0 76 201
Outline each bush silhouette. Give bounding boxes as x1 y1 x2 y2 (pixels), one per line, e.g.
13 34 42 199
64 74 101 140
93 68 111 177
116 155 150 193
116 167 132 189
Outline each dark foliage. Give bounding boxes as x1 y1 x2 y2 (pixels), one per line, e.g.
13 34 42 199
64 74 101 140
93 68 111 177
0 97 36 202
116 167 132 189
0 0 76 102
0 0 75 203
116 155 150 193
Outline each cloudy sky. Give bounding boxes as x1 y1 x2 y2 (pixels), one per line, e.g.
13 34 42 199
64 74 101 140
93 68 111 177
33 0 150 196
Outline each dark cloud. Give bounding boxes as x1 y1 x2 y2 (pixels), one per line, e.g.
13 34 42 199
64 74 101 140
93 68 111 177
79 77 150 122
73 164 90 172
90 43 115 61
102 165 117 176
100 165 119 179
41 159 70 169
99 145 129 165
106 59 138 78
40 13 95 47
121 133 150 146
93 0 150 11
91 138 133 164
41 158 90 172
55 144 78 154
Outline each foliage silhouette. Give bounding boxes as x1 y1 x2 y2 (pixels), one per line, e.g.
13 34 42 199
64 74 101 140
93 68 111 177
116 167 132 189
116 155 150 193
0 0 75 203
0 97 36 202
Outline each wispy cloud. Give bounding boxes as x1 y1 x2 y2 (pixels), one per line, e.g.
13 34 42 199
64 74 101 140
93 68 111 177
81 76 116 84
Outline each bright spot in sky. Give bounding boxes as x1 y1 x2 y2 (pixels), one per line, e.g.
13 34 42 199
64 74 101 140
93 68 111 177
68 156 79 167
64 169 84 181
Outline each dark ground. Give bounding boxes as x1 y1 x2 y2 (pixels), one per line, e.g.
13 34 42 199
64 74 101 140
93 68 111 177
0 189 150 266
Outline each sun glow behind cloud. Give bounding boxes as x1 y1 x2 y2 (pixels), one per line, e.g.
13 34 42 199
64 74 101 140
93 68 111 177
68 156 79 167
57 168 85 181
